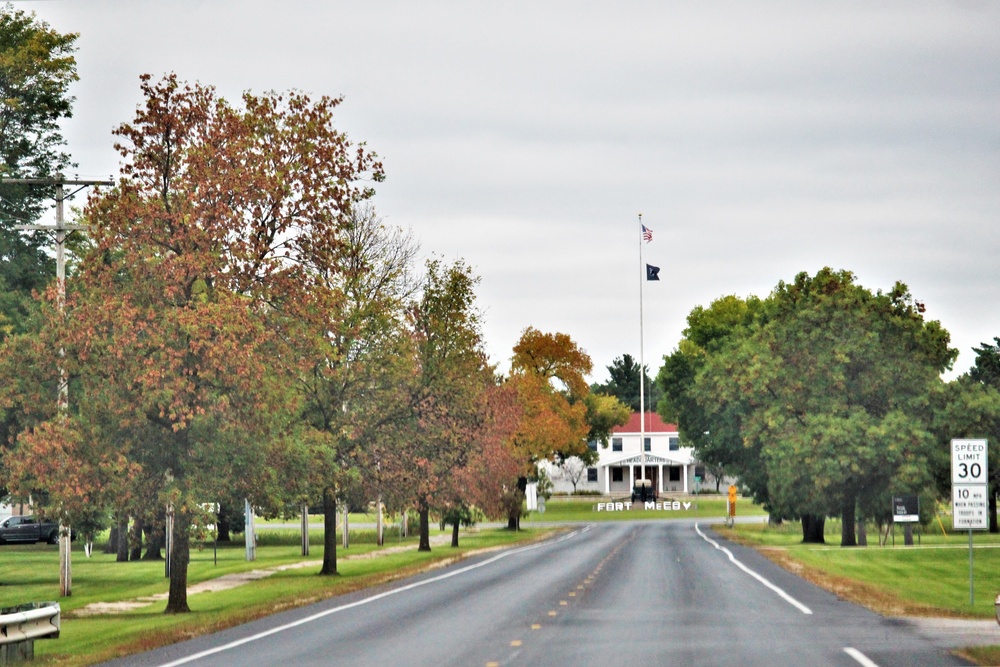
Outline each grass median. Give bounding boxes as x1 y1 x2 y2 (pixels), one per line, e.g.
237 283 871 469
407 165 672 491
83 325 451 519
0 525 552 666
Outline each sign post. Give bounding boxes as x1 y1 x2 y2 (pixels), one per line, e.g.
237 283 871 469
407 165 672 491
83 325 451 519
951 439 989 605
727 485 737 527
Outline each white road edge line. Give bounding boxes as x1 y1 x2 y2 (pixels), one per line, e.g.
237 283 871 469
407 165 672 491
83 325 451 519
694 522 813 615
154 529 584 667
844 647 881 667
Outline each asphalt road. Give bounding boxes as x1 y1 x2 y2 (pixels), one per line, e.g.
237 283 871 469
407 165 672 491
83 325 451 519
99 521 974 667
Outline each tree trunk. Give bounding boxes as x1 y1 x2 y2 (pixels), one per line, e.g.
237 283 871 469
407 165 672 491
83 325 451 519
164 511 191 614
130 520 143 561
840 497 857 547
115 518 129 562
319 486 338 576
105 523 120 556
904 523 914 546
451 521 460 548
217 503 232 542
857 520 867 547
143 523 164 560
800 513 826 544
418 502 431 552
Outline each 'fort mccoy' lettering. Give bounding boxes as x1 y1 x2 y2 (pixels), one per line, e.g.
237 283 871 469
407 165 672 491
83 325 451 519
596 501 693 512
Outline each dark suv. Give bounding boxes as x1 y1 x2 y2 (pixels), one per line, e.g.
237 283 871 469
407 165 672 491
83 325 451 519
0 516 63 544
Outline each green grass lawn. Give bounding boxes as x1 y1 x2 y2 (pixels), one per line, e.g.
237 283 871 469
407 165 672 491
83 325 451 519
526 495 767 523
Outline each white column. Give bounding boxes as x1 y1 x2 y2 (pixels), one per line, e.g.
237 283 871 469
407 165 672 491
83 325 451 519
683 464 690 494
603 467 610 494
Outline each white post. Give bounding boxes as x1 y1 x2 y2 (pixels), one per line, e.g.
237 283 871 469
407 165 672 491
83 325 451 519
244 499 256 562
300 503 309 557
377 497 384 546
342 504 349 549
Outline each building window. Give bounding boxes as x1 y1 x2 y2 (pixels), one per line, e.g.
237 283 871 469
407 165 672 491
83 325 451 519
669 466 681 482
669 436 680 451
612 437 622 452
587 468 598 482
644 437 651 452
612 468 624 482
587 440 598 451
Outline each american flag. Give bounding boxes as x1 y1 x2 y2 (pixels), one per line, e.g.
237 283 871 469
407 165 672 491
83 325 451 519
642 224 653 242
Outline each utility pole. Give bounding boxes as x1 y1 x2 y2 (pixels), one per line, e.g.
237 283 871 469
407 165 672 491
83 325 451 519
3 172 112 596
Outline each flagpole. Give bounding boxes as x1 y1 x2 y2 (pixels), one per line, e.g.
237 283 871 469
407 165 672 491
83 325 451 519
638 213 646 483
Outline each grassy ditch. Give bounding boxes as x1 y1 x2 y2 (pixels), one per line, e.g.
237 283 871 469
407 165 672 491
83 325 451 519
0 525 551 666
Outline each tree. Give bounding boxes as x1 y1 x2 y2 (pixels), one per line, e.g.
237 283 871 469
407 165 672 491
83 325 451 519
592 354 656 412
0 5 77 307
933 340 1000 532
5 74 384 613
660 270 954 546
970 338 1000 388
506 328 594 528
297 203 418 575
657 295 766 508
583 392 631 453
404 258 492 552
0 5 78 501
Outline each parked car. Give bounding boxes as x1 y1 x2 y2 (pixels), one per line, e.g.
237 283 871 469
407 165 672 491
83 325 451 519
0 515 67 544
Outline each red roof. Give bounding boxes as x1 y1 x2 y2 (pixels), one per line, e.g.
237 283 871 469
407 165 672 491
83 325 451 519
613 412 677 434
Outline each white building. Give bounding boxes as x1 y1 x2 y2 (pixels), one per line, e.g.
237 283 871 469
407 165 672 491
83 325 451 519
544 412 702 497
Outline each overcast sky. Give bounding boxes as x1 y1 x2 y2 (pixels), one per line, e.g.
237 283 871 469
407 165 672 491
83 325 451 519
15 0 1000 384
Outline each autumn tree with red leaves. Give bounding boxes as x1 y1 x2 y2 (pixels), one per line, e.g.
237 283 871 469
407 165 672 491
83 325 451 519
4 74 383 613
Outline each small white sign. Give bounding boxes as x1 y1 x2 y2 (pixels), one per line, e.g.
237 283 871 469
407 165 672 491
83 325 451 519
951 439 988 485
953 484 989 530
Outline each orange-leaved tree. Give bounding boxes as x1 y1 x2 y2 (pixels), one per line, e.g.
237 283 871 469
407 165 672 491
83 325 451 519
506 328 594 528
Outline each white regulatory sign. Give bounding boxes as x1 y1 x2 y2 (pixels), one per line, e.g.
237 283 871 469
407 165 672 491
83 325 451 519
953 484 989 530
951 439 988 485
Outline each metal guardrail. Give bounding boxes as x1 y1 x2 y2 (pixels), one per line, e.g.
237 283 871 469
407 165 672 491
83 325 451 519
0 602 60 665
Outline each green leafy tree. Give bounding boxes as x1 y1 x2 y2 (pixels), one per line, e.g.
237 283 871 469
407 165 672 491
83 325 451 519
583 392 630 453
660 270 954 546
970 338 1000 387
297 203 419 574
403 258 493 552
933 340 1000 532
657 294 766 507
0 4 77 307
592 353 657 412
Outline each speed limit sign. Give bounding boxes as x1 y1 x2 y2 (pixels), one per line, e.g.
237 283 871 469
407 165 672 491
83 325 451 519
951 439 988 485
951 439 988 531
